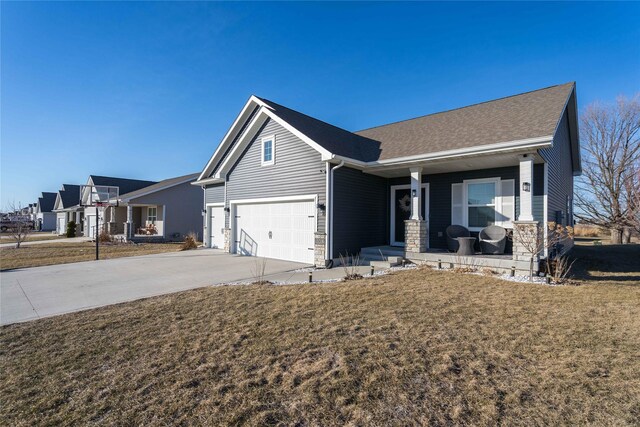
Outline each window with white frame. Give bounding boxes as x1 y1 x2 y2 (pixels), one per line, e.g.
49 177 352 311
467 181 497 229
147 207 157 224
261 135 275 166
451 178 515 231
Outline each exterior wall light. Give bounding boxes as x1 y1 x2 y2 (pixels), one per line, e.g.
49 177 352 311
522 182 531 192
411 189 417 197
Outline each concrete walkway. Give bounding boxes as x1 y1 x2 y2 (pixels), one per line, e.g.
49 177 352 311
0 236 91 248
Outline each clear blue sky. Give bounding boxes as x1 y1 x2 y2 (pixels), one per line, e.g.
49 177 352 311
2 1 639 208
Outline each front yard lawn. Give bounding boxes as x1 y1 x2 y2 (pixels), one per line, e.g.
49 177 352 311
0 242 183 270
0 233 62 243
1 244 638 425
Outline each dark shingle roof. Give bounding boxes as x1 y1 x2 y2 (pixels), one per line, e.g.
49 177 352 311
89 176 157 196
38 192 57 212
59 184 81 208
120 173 199 200
257 83 574 162
355 82 575 160
258 97 382 162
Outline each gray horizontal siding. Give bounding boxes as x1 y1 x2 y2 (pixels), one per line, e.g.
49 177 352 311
205 184 225 204
333 166 388 257
226 118 326 232
539 109 574 225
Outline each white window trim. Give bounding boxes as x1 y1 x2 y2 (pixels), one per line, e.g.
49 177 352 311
147 206 157 224
462 177 500 232
261 135 275 166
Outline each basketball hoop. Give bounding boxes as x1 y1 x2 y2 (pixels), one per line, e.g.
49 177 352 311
79 184 120 261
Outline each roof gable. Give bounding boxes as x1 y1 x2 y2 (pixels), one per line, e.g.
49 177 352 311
120 173 199 201
37 192 57 213
88 176 157 195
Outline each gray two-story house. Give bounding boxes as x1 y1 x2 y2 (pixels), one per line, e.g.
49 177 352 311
194 83 580 270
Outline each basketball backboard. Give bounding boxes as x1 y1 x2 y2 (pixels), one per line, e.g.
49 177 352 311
79 185 119 207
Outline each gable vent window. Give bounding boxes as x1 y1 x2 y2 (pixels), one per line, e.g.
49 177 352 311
261 135 275 166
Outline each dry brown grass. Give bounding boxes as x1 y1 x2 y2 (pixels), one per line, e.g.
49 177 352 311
1 245 639 426
573 224 605 237
0 242 182 271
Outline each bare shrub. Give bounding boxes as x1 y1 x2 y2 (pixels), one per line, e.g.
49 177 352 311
98 229 112 243
181 232 198 251
339 253 363 280
250 257 270 285
453 255 479 273
543 254 577 285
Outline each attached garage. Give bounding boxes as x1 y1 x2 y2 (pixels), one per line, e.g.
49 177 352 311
57 217 66 235
232 197 316 265
86 215 97 238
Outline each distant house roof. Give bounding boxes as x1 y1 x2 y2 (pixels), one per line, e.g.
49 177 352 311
37 192 57 213
58 184 81 209
89 176 157 196
355 82 575 160
120 173 199 201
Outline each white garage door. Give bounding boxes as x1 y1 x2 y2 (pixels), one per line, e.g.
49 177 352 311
208 206 225 249
234 199 316 264
87 215 96 238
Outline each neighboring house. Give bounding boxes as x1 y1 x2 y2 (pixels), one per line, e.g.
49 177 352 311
117 173 202 241
80 175 157 239
35 192 58 231
194 82 580 269
52 184 83 235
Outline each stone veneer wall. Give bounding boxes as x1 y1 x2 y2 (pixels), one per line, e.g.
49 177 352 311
223 228 231 253
404 220 427 254
314 232 327 268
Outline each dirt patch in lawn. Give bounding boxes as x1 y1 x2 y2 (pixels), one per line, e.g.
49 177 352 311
0 242 182 270
1 248 638 425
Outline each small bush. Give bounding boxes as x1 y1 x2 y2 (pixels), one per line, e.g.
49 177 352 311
181 232 198 251
66 221 76 238
98 229 112 243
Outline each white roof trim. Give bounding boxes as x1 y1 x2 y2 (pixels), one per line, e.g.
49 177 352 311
191 177 225 186
198 96 268 181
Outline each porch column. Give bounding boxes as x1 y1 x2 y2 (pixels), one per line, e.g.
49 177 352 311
518 154 534 221
405 167 427 254
410 167 422 220
125 205 133 239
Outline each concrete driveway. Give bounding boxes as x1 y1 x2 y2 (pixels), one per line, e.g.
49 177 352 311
0 249 305 325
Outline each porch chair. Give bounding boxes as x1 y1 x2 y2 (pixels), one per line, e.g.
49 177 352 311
446 225 470 252
478 225 507 254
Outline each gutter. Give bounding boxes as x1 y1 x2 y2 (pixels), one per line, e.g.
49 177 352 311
328 160 345 261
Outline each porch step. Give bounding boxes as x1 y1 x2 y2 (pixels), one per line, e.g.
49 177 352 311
370 256 404 269
360 246 404 260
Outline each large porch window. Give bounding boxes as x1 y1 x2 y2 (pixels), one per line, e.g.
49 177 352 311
452 178 515 231
147 207 157 224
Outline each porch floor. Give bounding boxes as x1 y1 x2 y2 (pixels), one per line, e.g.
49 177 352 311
360 245 531 274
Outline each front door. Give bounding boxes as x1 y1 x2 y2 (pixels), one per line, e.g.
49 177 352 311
390 184 429 246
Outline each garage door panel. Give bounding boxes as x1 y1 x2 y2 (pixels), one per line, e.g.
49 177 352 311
234 199 315 264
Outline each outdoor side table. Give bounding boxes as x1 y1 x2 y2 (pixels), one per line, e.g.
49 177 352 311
456 237 476 255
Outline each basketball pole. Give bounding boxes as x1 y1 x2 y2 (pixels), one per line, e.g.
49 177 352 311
95 204 100 261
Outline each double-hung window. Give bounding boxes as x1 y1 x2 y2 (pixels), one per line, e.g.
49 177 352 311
261 135 275 166
467 181 497 229
147 207 157 224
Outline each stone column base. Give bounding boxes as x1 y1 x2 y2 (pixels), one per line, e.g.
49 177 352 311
404 220 427 254
314 232 327 268
223 228 231 253
512 221 541 265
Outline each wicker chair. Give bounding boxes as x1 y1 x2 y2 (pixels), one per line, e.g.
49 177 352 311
479 225 507 254
446 225 470 252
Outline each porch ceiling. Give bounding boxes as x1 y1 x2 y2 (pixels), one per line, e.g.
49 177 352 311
363 151 544 178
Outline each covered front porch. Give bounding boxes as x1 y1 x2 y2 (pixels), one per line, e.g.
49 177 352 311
351 150 545 274
123 204 165 239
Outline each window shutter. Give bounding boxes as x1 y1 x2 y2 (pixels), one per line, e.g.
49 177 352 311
451 183 463 225
498 179 515 227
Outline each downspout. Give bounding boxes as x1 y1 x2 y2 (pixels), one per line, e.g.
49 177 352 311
201 185 207 246
329 160 345 261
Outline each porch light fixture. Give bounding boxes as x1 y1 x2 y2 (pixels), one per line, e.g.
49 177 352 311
317 203 326 212
411 189 417 197
522 182 531 192
224 207 230 213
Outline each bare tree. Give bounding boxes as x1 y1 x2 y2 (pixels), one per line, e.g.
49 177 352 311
3 202 34 248
575 95 640 244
